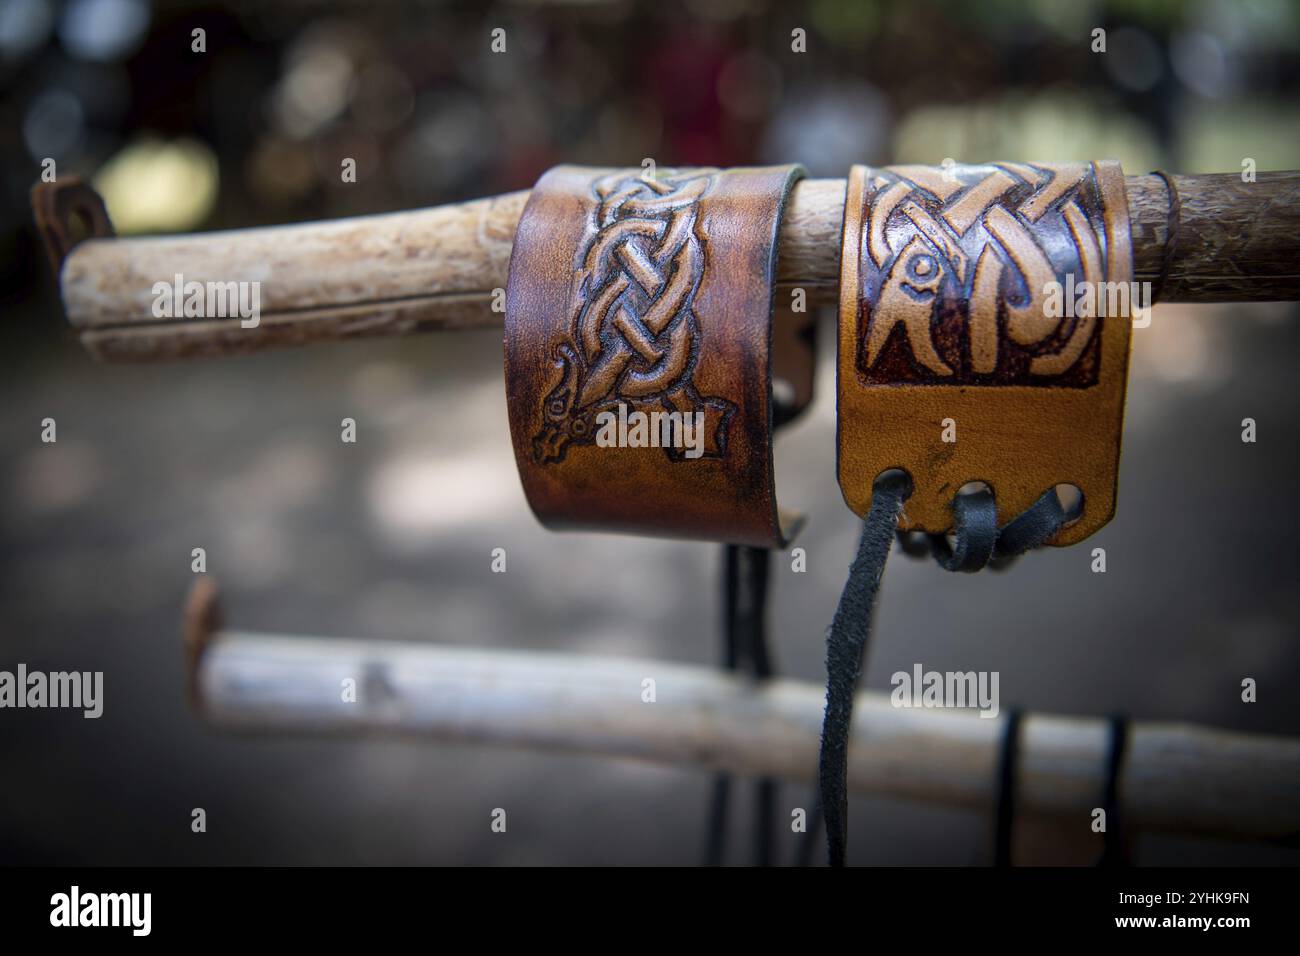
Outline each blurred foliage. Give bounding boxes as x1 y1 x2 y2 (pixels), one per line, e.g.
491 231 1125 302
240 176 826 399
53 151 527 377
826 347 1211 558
0 0 1296 287
893 90 1163 171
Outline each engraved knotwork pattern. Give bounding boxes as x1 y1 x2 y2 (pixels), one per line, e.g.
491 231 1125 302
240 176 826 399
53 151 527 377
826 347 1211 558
532 169 734 463
858 162 1114 387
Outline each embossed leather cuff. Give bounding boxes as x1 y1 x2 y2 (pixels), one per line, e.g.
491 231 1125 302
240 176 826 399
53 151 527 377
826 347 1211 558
505 164 805 547
837 161 1134 545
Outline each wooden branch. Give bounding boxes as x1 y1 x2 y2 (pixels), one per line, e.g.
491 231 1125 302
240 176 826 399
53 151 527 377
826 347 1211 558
56 171 1300 363
191 625 1300 842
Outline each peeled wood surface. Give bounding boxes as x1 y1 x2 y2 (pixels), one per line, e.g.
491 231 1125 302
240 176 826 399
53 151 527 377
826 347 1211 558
68 191 530 361
61 172 1300 362
1127 172 1300 301
195 632 1300 841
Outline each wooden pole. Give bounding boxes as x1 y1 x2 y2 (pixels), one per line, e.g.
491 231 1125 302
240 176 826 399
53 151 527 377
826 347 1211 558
188 615 1300 842
54 171 1300 363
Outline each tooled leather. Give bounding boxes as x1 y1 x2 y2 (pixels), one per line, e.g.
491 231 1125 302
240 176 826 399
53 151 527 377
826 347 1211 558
506 164 805 546
837 161 1134 546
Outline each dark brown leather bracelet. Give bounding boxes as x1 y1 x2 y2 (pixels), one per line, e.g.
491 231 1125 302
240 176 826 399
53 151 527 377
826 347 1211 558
505 164 805 546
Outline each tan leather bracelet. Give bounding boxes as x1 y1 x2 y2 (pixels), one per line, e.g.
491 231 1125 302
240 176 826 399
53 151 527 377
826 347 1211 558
837 161 1135 545
505 164 806 546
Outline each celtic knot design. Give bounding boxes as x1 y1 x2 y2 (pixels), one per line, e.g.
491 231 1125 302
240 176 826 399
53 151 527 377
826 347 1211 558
532 169 735 464
858 162 1114 387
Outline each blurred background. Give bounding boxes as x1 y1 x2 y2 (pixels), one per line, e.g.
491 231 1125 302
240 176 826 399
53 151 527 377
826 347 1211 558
2 0 1299 865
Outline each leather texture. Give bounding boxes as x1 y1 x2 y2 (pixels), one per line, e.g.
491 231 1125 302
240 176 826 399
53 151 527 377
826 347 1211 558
505 164 805 546
837 161 1134 546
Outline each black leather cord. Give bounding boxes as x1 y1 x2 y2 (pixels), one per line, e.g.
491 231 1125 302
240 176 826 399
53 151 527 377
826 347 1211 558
928 487 998 572
818 470 911 866
904 487 1070 573
993 489 1068 562
996 712 1134 866
810 483 1069 867
703 546 739 867
994 708 1023 867
704 544 775 865
744 546 776 865
1098 715 1130 867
